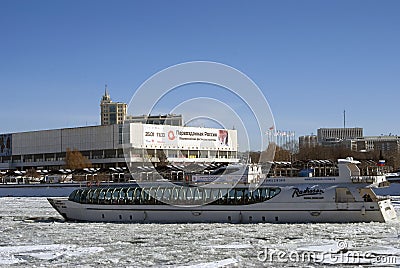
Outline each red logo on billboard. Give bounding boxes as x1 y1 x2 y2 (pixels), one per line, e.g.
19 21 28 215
168 130 175 140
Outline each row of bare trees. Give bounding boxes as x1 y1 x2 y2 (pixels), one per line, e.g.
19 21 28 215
249 145 400 170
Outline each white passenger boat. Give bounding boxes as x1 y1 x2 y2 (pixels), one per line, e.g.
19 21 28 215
48 158 398 223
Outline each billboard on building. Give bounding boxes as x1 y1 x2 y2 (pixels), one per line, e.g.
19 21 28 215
0 134 12 156
142 125 234 149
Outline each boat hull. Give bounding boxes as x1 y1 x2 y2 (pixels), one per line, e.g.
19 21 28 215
48 198 397 223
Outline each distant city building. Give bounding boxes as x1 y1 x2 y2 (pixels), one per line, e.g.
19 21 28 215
301 126 399 153
317 128 363 145
299 135 318 149
100 85 127 125
100 86 183 127
353 136 400 153
266 130 296 151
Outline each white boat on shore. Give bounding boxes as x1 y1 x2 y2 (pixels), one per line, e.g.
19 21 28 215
48 158 398 223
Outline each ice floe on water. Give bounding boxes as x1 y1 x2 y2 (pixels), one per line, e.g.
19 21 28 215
297 241 352 253
294 242 400 266
0 197 400 267
205 243 253 249
176 258 238 268
0 244 104 265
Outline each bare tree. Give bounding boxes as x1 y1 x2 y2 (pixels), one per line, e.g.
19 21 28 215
249 151 260 163
274 146 291 162
25 168 40 179
65 148 92 169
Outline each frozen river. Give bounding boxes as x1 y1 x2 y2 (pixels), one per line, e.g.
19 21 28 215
0 197 400 267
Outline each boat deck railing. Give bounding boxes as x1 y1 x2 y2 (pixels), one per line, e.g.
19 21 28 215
376 195 391 201
351 176 376 183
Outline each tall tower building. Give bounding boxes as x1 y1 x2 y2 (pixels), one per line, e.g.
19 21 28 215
100 85 127 125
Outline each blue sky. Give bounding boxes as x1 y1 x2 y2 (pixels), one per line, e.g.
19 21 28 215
1 0 399 139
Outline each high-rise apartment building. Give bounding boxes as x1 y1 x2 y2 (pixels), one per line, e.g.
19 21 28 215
299 135 318 149
100 86 127 125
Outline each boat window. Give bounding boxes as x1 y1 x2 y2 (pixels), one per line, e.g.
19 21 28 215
177 187 185 203
155 187 164 203
218 188 228 205
91 189 100 204
140 188 150 204
69 189 80 202
251 189 260 202
80 190 89 203
259 188 268 201
69 186 281 205
74 189 82 202
127 188 134 204
186 188 194 203
236 189 244 204
119 188 126 199
162 188 171 202
171 187 179 201
148 187 157 204
98 189 106 204
210 188 219 203
269 188 276 199
203 188 212 203
105 189 112 204
111 189 120 204
193 188 203 204
133 188 142 204
68 190 75 201
227 189 236 204
119 188 127 204
243 189 250 204
86 190 94 203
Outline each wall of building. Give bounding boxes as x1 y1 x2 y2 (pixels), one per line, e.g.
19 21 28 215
12 125 120 155
1 123 238 170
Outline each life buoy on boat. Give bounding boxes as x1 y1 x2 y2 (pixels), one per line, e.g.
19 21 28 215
361 206 366 215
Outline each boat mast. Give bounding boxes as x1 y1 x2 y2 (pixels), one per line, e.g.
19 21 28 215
343 110 346 129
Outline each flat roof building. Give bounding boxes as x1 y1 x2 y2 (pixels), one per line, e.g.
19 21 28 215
317 128 363 144
0 90 238 177
0 123 238 171
353 135 400 153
